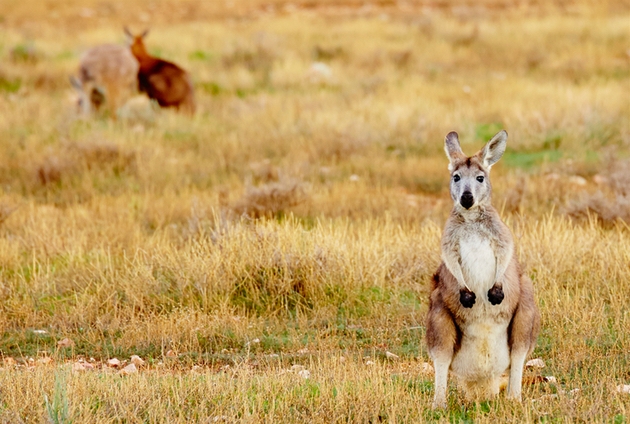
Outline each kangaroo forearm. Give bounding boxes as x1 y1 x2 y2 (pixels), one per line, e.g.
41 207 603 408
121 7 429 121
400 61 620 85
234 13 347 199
442 256 470 291
493 250 513 284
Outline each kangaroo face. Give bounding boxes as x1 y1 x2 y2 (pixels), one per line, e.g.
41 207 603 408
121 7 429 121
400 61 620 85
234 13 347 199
450 158 490 210
443 130 508 211
124 27 150 60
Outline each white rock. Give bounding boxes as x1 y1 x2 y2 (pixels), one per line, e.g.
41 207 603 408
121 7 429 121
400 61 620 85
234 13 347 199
120 363 138 375
526 358 545 368
617 384 630 394
107 358 121 368
130 355 145 367
298 369 310 379
544 376 557 384
568 175 587 186
307 62 333 83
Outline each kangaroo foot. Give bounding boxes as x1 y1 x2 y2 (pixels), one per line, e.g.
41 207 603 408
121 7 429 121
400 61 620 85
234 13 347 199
459 289 476 308
488 285 504 305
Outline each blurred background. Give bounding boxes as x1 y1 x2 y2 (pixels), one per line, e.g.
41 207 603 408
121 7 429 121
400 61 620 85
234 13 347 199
1 0 628 224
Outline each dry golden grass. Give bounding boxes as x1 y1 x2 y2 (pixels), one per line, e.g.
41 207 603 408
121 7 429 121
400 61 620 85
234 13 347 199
0 0 629 422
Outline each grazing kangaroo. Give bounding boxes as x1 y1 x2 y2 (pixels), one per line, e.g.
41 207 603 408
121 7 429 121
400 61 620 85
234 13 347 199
426 130 540 409
124 28 196 114
70 44 139 118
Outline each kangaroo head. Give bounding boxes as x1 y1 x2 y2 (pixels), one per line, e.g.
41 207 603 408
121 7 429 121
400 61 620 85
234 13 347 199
444 130 507 211
124 27 150 59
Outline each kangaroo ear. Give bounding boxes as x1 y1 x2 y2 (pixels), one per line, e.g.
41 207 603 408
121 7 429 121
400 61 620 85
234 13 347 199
480 130 507 169
444 131 465 171
141 29 150 38
124 26 133 38
69 75 82 90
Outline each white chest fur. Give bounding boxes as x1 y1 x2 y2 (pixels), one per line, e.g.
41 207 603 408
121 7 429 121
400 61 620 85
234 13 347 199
459 233 496 293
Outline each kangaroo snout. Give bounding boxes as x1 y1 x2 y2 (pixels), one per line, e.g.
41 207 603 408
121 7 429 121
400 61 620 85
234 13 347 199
460 191 474 209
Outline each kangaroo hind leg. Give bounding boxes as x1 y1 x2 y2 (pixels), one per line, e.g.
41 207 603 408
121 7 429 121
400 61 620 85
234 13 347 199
426 297 458 409
507 276 541 400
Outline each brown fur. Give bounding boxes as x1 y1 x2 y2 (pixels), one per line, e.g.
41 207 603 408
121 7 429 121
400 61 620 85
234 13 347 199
125 28 196 115
426 130 540 408
71 44 139 119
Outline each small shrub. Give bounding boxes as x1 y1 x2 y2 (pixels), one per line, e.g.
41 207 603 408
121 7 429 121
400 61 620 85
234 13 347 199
10 42 41 64
564 159 630 225
0 72 21 93
36 140 136 186
229 180 308 219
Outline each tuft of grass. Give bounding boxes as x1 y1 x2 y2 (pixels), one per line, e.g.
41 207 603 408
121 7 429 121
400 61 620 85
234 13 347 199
44 369 71 424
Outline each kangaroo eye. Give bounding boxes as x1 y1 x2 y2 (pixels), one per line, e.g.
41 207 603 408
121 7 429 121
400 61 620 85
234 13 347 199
476 176 484 183
453 175 461 182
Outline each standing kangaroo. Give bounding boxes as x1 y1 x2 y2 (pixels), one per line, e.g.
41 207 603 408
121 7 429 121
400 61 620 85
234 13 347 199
124 28 196 115
70 44 139 118
426 130 540 409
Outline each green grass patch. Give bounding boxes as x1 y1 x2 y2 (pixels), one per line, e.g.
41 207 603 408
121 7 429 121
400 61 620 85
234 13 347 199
503 149 562 170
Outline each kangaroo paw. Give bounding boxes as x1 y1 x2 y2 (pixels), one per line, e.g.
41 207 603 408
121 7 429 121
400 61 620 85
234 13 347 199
459 289 476 308
488 285 504 305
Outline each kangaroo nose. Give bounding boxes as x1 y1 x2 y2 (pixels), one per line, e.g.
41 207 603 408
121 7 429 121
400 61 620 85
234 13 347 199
460 191 474 209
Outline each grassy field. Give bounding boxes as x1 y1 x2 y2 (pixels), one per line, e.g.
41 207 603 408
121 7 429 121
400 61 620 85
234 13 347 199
0 0 629 422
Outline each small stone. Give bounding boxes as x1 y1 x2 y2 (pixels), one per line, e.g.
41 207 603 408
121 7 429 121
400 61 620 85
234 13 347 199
290 364 305 372
130 355 145 367
526 358 545 368
617 384 630 394
307 62 333 83
120 363 137 375
165 350 177 358
365 360 375 366
568 175 587 186
298 369 310 379
107 358 121 368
